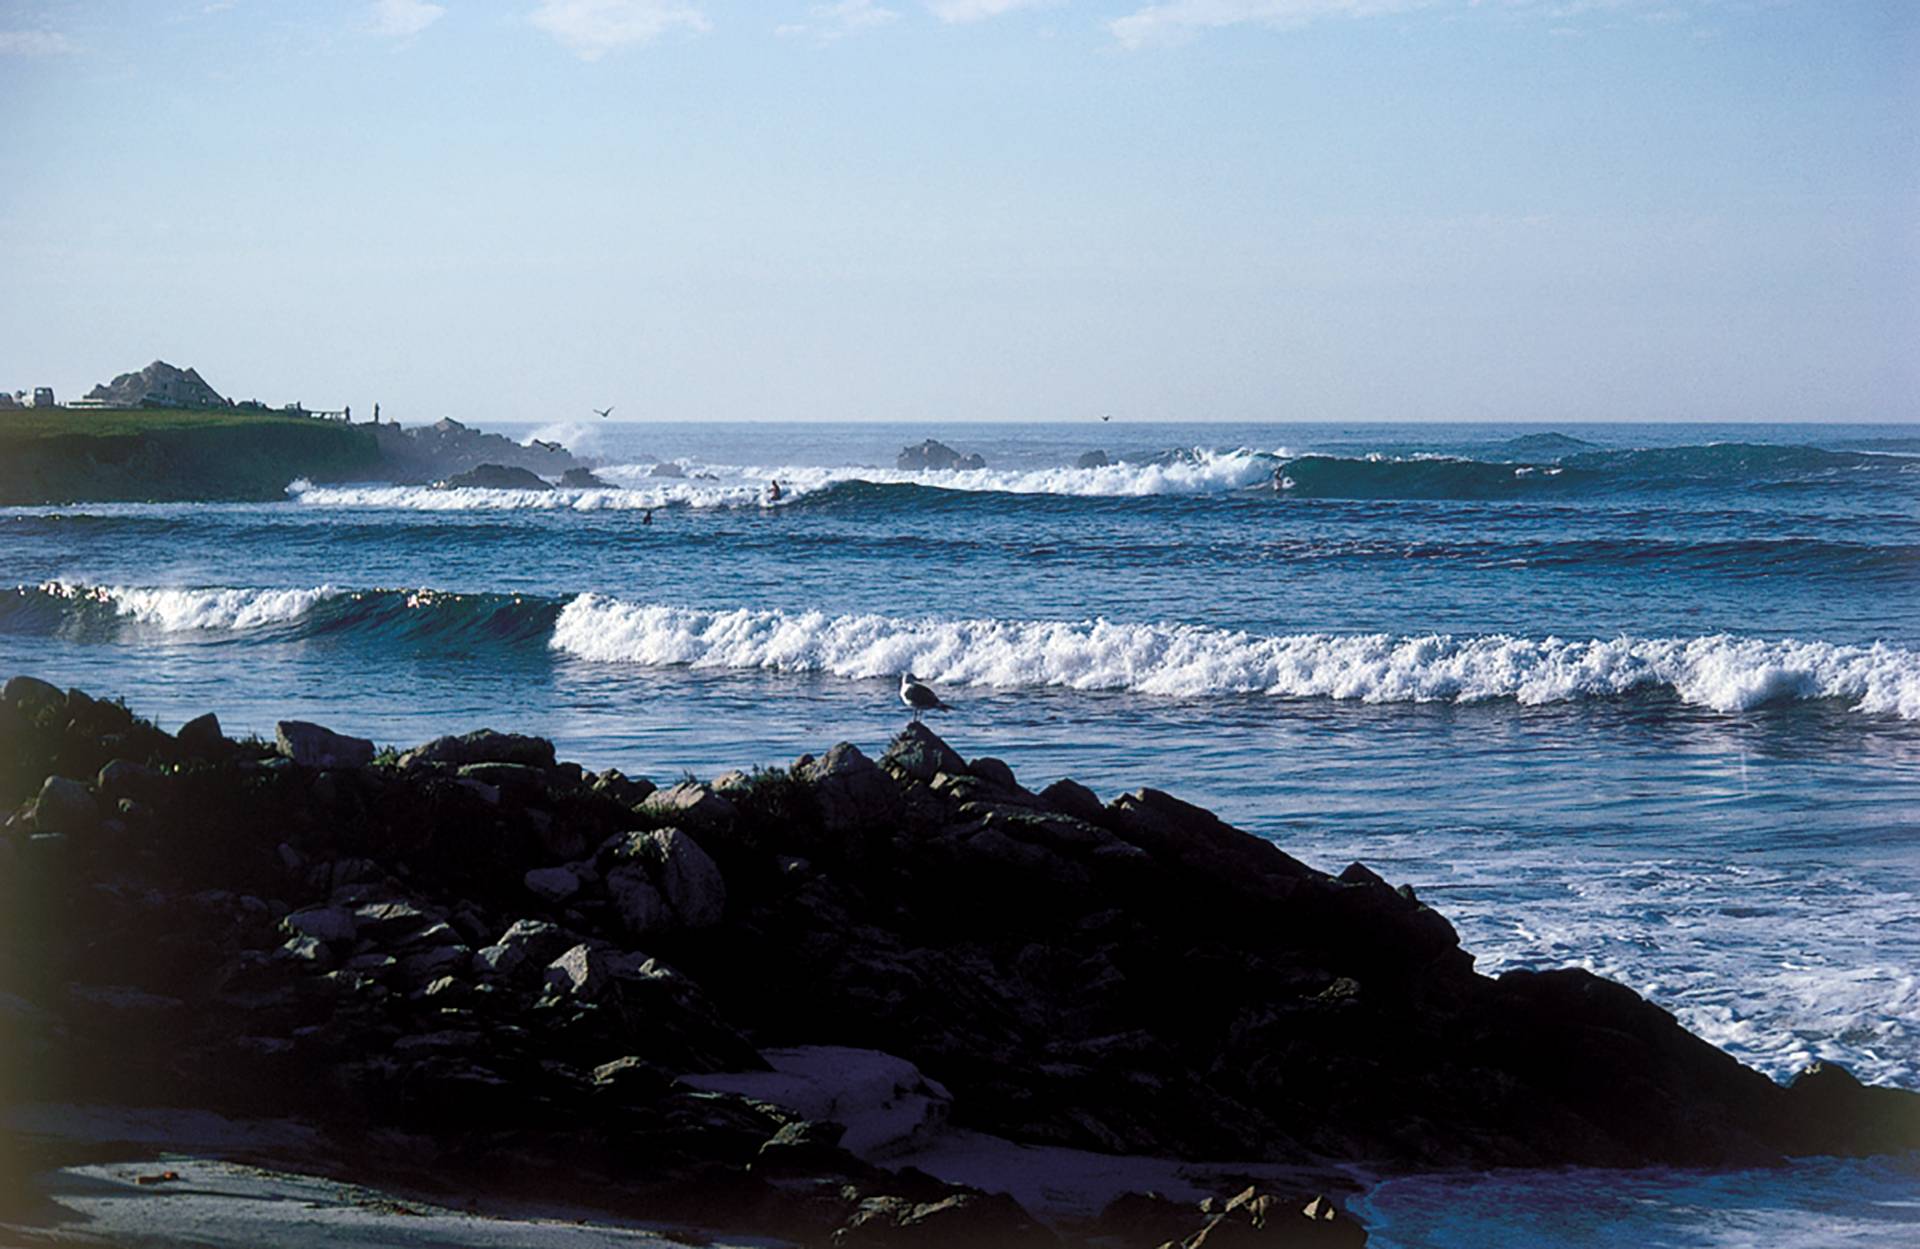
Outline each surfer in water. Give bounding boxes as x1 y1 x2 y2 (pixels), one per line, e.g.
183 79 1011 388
766 479 783 504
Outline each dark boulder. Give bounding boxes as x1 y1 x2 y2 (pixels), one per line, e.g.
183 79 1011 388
274 720 375 770
176 711 228 758
439 463 552 491
897 440 987 472
401 728 557 770
560 467 613 489
1075 449 1111 469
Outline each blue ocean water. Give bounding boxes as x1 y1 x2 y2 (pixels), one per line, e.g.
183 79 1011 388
3 419 1917 1245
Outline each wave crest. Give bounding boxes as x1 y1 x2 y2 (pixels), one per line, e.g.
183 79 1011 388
551 596 1920 719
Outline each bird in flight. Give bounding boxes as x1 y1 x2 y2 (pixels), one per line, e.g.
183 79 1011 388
1100 413 1112 422
593 406 614 419
899 672 953 722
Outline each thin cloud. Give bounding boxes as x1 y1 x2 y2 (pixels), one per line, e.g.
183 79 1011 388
531 0 711 59
0 29 80 54
780 0 900 43
925 0 1055 23
1109 0 1719 47
365 0 447 38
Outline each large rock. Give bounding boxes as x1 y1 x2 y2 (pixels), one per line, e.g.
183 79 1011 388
2 675 63 712
643 828 728 928
400 729 556 770
896 439 986 472
1075 449 1111 468
176 711 227 757
31 776 98 835
83 360 227 409
797 743 903 832
560 467 612 489
275 721 375 770
639 782 737 832
439 463 552 491
879 722 967 785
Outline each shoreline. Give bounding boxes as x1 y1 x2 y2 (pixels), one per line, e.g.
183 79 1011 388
3 675 1916 1245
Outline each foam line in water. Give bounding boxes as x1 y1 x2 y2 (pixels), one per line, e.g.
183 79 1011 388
550 595 1920 719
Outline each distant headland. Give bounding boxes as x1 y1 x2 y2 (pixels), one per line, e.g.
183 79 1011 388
0 360 582 505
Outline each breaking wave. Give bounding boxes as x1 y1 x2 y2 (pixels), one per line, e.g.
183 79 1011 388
9 582 1916 719
550 596 1920 720
276 440 1915 509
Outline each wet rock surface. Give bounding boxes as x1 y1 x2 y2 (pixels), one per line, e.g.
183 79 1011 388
3 680 1916 1246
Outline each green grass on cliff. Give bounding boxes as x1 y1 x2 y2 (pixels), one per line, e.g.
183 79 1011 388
0 407 384 504
0 407 328 443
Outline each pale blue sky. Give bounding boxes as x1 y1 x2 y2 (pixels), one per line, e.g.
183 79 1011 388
1 0 1914 422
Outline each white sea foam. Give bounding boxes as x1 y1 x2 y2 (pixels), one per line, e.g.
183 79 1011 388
39 581 339 631
284 447 1281 511
549 597 1920 719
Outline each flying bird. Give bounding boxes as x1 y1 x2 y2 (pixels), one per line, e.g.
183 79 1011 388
1100 414 1112 422
899 672 952 722
594 406 614 419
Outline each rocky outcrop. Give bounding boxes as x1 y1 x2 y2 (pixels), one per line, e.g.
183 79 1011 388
897 440 986 472
1075 450 1110 469
561 467 613 489
4 678 1917 1246
437 463 554 491
83 360 228 409
371 418 579 484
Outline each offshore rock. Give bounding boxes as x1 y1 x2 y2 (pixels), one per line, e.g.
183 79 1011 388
439 463 552 491
896 439 986 472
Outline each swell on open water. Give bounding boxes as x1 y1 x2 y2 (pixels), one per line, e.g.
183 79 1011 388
3 420 1916 1246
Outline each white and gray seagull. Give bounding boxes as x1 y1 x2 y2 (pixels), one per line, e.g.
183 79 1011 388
899 672 953 722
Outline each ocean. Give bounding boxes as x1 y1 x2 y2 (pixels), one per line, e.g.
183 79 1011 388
3 419 1917 1245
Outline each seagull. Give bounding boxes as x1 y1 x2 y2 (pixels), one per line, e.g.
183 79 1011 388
1100 414 1112 422
594 406 614 419
900 672 952 722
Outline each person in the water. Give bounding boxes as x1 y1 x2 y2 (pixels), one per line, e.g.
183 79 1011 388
767 479 783 503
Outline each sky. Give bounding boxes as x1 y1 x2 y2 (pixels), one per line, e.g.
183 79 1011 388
0 0 1914 424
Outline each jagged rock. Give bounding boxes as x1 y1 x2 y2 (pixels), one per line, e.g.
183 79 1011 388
544 943 611 999
833 1190 1053 1247
176 711 226 757
879 723 967 784
400 729 557 770
274 720 375 770
31 776 98 835
1039 777 1106 825
650 461 686 478
896 439 987 472
639 782 737 831
592 1055 672 1102
2 675 62 711
281 906 357 944
96 759 159 802
591 768 657 807
1179 1188 1367 1247
440 463 552 491
797 743 904 832
472 918 573 979
1076 449 1111 468
560 467 612 489
83 360 227 409
643 828 728 928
